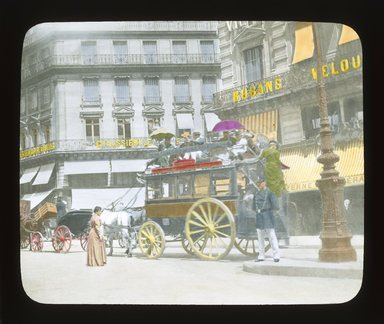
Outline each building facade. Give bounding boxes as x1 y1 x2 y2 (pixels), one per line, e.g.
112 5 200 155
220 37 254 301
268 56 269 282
212 21 363 235
19 21 221 211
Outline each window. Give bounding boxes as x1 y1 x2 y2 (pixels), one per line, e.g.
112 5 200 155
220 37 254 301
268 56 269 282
20 95 26 114
42 85 50 106
177 175 192 197
81 41 97 64
301 102 341 139
68 174 108 188
111 172 141 187
29 89 38 111
144 78 160 104
44 125 51 143
85 119 100 141
174 77 190 103
147 178 162 200
20 133 26 150
200 40 215 63
147 117 161 136
244 46 263 83
32 128 38 147
28 54 37 74
173 41 187 63
83 79 99 104
113 41 128 64
41 47 50 69
117 118 131 139
115 78 130 104
202 76 216 103
194 173 210 197
161 176 176 199
211 170 231 196
143 41 157 64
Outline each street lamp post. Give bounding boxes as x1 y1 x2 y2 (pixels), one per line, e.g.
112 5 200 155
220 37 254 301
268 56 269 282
312 23 357 262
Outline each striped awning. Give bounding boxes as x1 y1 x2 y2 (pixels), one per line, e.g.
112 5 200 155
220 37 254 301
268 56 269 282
239 110 278 141
20 166 40 184
32 163 55 185
281 139 364 193
338 24 360 45
63 160 110 175
291 22 315 64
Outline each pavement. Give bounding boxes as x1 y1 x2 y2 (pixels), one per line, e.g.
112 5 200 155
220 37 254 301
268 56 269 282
243 235 364 279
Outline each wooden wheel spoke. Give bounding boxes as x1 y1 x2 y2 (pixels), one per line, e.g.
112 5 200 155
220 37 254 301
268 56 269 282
197 204 209 223
215 223 231 230
213 213 227 226
189 228 206 235
188 220 206 228
191 211 208 227
192 233 207 246
213 229 231 238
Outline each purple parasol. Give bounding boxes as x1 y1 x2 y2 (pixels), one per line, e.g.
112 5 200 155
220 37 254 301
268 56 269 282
212 120 245 132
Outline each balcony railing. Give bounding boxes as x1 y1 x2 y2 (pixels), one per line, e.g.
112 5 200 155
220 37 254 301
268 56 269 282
213 51 363 110
23 21 218 46
144 96 162 105
21 53 220 81
174 95 192 104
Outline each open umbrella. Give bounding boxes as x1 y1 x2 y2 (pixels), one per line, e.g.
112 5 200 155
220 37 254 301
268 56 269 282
149 127 175 141
212 120 244 132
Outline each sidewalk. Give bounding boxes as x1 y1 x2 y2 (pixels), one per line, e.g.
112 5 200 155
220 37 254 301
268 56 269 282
243 235 364 279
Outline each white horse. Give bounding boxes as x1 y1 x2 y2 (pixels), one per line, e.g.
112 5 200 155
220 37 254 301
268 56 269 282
100 207 145 256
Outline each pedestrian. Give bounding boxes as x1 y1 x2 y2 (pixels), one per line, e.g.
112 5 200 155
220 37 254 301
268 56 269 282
87 206 107 267
56 196 67 220
253 176 281 262
260 140 286 197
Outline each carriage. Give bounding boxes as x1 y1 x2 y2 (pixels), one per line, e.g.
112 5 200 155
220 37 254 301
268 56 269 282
20 200 91 253
136 142 289 260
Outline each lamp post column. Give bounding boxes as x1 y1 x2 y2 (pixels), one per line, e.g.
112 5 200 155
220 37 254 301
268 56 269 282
312 23 357 262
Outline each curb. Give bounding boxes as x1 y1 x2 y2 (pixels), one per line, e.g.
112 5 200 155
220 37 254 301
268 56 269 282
243 260 363 279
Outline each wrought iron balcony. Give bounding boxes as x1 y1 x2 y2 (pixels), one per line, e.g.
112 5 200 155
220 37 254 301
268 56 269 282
21 53 220 81
173 95 192 104
144 96 162 105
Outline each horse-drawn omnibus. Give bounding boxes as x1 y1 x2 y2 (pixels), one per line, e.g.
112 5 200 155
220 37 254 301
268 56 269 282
137 141 288 260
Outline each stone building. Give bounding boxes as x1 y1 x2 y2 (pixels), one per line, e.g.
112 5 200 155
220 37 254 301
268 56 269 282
212 21 363 235
19 21 221 211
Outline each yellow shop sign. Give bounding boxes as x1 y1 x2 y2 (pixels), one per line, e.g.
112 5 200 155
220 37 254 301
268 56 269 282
232 77 283 103
311 54 361 80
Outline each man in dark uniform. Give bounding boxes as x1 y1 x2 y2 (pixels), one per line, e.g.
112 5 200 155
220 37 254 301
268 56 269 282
253 176 281 262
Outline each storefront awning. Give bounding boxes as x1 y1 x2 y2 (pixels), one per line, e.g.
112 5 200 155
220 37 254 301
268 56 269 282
63 161 110 175
292 22 314 64
204 113 221 132
71 187 145 210
176 113 194 129
32 163 55 185
239 110 278 140
281 139 364 193
111 159 150 173
338 24 360 45
20 166 40 184
21 189 54 210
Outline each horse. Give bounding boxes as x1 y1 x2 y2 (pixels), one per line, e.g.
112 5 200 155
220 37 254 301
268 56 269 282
100 207 146 256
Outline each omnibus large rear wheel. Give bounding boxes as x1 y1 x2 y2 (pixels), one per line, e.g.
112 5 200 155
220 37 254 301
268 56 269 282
185 198 235 261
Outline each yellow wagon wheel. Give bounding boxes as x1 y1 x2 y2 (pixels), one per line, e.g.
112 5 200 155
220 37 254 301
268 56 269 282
185 198 235 261
138 221 165 259
234 238 270 257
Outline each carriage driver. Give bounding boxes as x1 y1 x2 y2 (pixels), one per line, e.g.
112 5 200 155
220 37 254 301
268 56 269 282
253 176 281 263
